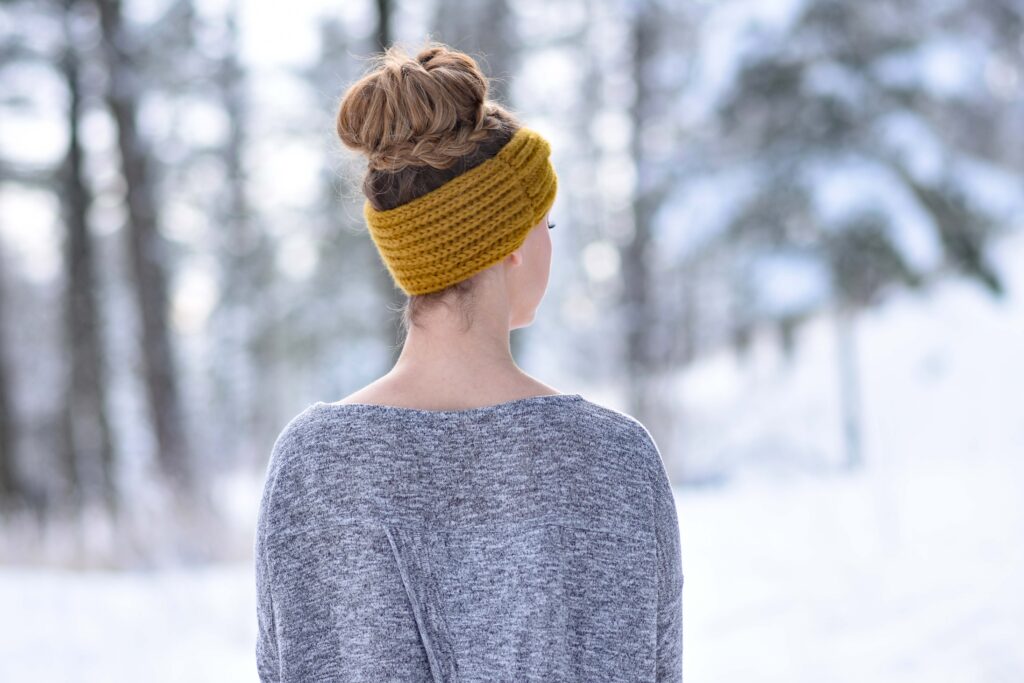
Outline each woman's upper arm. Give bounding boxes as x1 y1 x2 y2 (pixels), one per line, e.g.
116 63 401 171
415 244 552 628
636 423 683 681
254 517 281 681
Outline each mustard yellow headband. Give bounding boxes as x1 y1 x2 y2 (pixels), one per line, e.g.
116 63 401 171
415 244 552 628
363 126 558 296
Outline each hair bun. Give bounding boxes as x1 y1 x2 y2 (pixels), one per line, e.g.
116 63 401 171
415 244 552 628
336 41 515 172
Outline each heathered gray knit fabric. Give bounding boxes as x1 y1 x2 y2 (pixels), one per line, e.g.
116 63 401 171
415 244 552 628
254 392 683 682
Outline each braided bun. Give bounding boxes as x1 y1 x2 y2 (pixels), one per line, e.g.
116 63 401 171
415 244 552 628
336 41 520 175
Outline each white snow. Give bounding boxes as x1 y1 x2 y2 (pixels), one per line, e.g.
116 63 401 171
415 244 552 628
678 228 1024 681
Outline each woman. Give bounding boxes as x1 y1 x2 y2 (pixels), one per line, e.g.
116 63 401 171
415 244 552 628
254 41 683 682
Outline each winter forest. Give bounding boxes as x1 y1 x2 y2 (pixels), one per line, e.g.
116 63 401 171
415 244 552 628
1 0 1022 679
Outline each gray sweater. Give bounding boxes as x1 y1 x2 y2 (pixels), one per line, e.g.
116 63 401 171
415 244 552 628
254 392 683 681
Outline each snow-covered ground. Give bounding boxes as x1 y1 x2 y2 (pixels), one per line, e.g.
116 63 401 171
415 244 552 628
2 231 1022 681
680 229 1024 682
0 562 256 681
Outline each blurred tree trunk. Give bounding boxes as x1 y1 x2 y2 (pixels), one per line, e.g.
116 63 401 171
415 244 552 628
58 0 118 513
833 303 864 470
430 0 516 106
624 6 655 402
209 0 262 468
623 3 661 449
371 0 406 366
622 1 689 481
0 245 20 511
94 0 193 496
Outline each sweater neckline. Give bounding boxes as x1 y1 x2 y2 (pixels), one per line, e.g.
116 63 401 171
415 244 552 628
313 392 584 417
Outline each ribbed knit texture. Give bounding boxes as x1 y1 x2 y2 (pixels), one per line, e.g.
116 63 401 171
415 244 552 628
363 127 558 296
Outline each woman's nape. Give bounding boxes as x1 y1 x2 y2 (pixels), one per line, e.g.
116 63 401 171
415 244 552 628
338 211 560 410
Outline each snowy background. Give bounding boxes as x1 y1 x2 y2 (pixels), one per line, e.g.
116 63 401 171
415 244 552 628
2 226 1021 683
1 0 1022 680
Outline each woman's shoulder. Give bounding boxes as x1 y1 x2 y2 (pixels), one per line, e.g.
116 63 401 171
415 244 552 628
277 392 658 442
570 396 664 459
269 401 327 449
263 393 663 477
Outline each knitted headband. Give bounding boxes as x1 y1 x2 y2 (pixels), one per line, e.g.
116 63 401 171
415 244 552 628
363 126 558 296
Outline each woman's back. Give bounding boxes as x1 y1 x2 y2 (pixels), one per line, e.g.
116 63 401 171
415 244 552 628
254 393 683 682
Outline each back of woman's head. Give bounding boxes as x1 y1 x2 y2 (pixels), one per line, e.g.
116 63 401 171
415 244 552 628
336 42 526 330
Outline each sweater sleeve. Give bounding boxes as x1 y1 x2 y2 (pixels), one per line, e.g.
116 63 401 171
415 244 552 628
254 505 281 682
639 424 684 681
254 416 300 682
